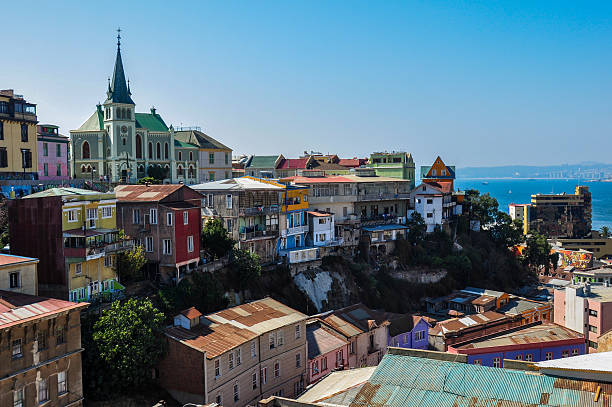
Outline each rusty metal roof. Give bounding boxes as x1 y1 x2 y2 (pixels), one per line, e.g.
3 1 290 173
114 184 185 202
348 353 611 407
0 290 87 329
322 304 390 338
431 311 509 336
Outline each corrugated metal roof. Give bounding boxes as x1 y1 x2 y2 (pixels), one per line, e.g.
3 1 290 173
348 353 610 407
0 290 87 329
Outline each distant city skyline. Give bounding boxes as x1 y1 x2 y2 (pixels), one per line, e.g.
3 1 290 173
2 1 611 167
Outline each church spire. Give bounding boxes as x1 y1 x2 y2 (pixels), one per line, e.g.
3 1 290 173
105 27 134 105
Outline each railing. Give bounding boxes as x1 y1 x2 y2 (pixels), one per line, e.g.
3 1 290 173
281 225 309 237
240 205 280 216
239 229 279 240
356 193 411 201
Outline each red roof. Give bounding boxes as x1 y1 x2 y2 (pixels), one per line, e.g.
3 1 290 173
180 307 203 320
339 158 366 168
308 211 332 217
286 176 353 184
422 181 453 194
114 184 186 202
0 290 87 329
277 158 310 170
0 254 38 266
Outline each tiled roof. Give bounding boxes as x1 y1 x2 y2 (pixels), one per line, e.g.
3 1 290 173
135 112 168 132
307 211 332 217
338 158 367 168
180 307 202 320
0 254 38 267
349 351 611 407
113 184 184 202
306 321 348 359
0 290 87 329
277 158 310 170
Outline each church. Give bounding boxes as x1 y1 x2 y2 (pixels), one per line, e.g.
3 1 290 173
70 32 193 183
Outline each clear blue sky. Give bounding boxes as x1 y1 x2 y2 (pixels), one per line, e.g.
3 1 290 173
2 1 611 167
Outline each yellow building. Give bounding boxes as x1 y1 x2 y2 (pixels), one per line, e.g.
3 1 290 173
0 89 38 178
0 254 38 295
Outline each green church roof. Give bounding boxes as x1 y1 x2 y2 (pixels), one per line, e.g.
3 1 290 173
135 113 168 132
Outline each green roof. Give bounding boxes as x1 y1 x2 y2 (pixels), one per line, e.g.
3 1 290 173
76 109 104 131
174 139 199 149
23 187 106 199
246 155 280 169
175 130 231 151
135 113 168 132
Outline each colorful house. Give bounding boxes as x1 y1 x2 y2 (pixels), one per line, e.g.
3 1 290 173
8 187 129 301
278 184 318 264
367 151 415 188
174 129 233 182
37 124 70 181
306 320 349 384
447 322 586 367
245 155 284 178
387 315 431 350
420 156 456 190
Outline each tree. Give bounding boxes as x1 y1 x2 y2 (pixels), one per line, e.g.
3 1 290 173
490 211 524 247
524 233 552 273
406 211 427 244
93 298 166 392
117 244 147 282
601 226 611 238
230 248 262 291
470 193 499 227
137 176 160 185
147 165 169 181
202 218 235 259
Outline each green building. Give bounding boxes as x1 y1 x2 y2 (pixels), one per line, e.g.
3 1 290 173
367 151 415 188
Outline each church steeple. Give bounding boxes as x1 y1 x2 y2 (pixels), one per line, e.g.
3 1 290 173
106 28 135 105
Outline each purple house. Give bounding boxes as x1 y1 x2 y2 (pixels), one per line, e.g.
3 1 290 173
387 315 431 350
37 124 70 181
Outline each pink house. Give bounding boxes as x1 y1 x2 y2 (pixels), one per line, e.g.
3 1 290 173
306 320 349 384
554 283 612 353
37 124 70 180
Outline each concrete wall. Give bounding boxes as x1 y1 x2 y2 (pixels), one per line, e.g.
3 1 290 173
0 260 38 295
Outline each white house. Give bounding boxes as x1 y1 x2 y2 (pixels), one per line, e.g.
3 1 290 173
409 182 456 232
307 211 336 246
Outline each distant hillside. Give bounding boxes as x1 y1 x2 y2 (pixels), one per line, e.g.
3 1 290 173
457 162 612 179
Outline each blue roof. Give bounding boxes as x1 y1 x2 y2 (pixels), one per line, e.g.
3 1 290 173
362 224 409 232
350 352 609 406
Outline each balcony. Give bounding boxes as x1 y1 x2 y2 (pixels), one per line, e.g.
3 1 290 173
286 247 320 263
64 239 133 260
239 226 279 241
281 225 309 237
239 205 280 216
360 214 404 226
356 193 410 202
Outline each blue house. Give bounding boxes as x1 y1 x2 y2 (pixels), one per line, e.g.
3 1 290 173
387 315 431 350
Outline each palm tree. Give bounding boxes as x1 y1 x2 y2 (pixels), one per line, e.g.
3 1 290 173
601 226 611 238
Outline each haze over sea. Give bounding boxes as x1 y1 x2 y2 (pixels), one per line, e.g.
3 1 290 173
455 179 612 231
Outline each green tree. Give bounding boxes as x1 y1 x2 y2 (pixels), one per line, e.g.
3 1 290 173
230 248 262 291
93 298 166 392
490 211 524 247
202 218 235 259
471 193 499 227
524 233 552 273
117 244 147 282
137 176 160 185
147 165 169 181
406 211 427 244
601 226 611 238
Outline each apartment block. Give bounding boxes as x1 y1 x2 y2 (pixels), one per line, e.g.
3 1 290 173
367 151 415 188
0 290 88 407
158 298 308 407
529 186 592 238
0 90 38 180
37 124 70 181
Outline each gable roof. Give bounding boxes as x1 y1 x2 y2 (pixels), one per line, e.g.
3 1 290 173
339 158 367 168
388 315 430 337
0 254 38 267
246 155 281 169
191 176 285 191
174 130 231 151
76 109 104 132
113 184 201 202
277 158 310 170
420 156 456 180
135 112 168 132
0 290 88 329
174 139 199 149
23 187 107 199
322 304 389 338
306 320 349 359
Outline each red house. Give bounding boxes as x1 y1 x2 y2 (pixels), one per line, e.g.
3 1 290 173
114 184 202 283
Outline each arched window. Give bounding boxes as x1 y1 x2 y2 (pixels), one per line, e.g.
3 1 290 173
87 165 92 173
189 151 193 161
82 141 90 159
136 134 142 158
164 142 169 159
178 151 182 161
177 165 184 176
148 142 153 159
188 165 194 178
156 142 161 159
81 165 86 173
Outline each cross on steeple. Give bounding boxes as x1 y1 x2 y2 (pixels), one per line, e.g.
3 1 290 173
117 27 121 49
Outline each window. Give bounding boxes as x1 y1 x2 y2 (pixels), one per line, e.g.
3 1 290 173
145 236 153 252
209 172 215 182
133 209 141 224
189 151 193 161
150 208 158 224
9 272 19 288
252 372 258 389
312 361 319 374
56 143 62 157
187 236 194 252
43 142 48 156
296 353 302 368
209 152 215 164
336 350 343 367
545 352 553 360
321 357 327 371
148 142 153 158
516 354 523 360
473 359 482 365
562 350 570 358
56 163 62 176
493 357 501 368
82 141 90 158
75 263 82 275
589 309 598 317
101 206 113 218
277 330 284 347
251 341 257 358
214 359 221 377
572 348 579 356
589 340 598 349
87 208 97 220
21 149 32 168
21 124 28 142
0 148 7 167
525 354 533 362
274 360 280 378
207 194 214 207
56 326 66 345
183 211 189 225
236 348 242 366
269 333 276 349
225 152 229 165
350 341 355 354
0 121 3 140
13 387 23 407
166 212 173 225
12 339 22 358
295 324 301 339
164 142 169 159
229 352 234 369
37 331 47 350
178 151 182 161
163 239 172 255
38 379 49 403
415 330 426 341
216 394 222 405
426 199 433 204
261 366 268 384
226 194 233 209
589 325 598 333
156 142 161 159
58 370 67 394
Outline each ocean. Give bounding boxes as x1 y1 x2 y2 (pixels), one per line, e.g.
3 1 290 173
455 178 612 231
